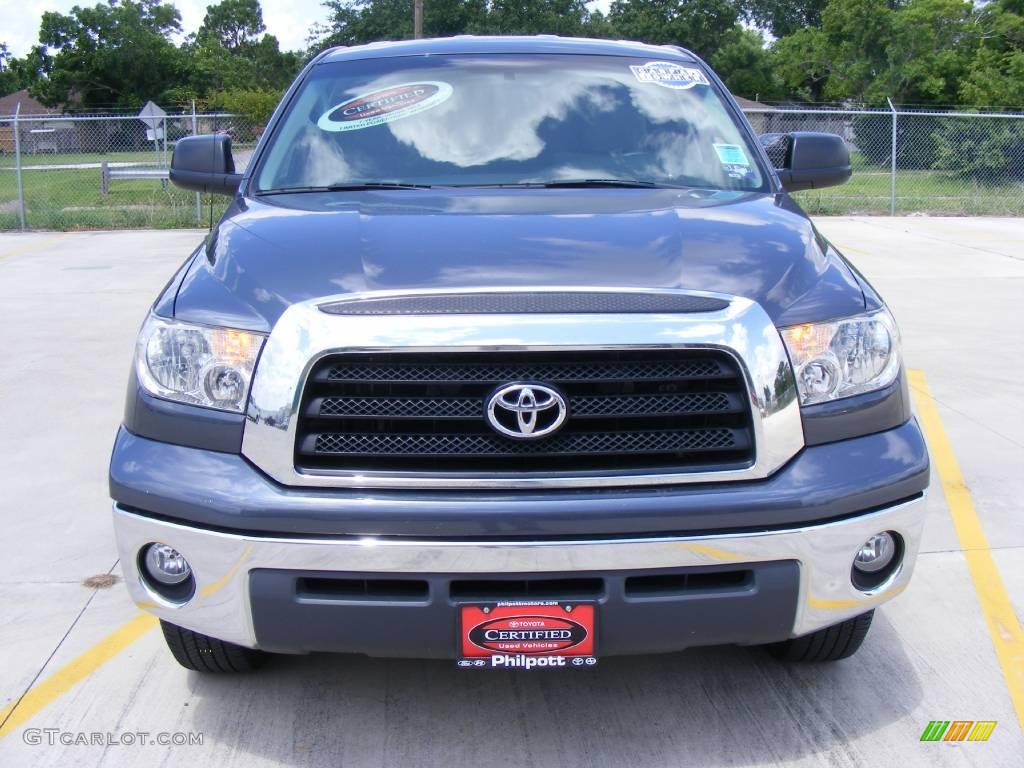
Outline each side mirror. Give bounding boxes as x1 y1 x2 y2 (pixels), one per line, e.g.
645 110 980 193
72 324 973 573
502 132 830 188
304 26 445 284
170 134 242 195
761 132 852 192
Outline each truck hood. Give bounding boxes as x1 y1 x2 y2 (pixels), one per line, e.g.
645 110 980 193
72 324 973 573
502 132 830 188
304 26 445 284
173 188 866 332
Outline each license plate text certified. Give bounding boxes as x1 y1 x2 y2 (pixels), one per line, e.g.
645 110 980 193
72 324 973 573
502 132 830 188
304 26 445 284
457 601 597 669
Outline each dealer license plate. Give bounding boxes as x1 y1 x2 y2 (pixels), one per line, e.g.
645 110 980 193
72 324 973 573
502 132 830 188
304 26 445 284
457 601 597 669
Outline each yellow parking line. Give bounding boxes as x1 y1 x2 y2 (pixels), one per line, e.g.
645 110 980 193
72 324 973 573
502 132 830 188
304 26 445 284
0 614 158 739
831 241 872 258
910 369 1024 730
0 233 67 261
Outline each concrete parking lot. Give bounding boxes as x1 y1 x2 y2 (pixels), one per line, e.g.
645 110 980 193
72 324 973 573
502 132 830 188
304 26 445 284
0 217 1021 767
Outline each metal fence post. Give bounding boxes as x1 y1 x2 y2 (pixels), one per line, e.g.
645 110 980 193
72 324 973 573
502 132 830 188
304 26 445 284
13 102 26 231
887 98 897 216
191 100 202 225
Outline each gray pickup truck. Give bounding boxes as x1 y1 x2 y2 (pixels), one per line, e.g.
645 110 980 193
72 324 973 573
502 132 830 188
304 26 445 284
110 36 929 673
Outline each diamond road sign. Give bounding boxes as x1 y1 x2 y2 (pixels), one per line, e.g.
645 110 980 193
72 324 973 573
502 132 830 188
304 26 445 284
138 101 167 130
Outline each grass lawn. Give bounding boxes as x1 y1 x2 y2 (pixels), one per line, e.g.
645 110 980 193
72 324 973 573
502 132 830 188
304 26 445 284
0 165 212 229
1 150 1022 230
795 165 1024 216
0 158 231 230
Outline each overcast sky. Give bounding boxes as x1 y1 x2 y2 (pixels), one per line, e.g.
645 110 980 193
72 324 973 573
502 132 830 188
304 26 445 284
2 1 614 58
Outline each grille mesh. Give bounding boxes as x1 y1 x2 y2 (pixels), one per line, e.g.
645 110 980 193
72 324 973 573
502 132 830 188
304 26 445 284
571 392 732 417
312 429 738 456
296 350 754 474
316 392 733 419
322 359 724 383
319 397 481 418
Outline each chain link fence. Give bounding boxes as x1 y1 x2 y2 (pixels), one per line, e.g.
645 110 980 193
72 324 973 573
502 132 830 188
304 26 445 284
745 106 1024 216
1 104 1023 230
0 108 256 231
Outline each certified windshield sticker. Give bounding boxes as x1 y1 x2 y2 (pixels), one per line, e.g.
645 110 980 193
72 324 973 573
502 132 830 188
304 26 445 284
630 61 710 90
714 144 750 166
714 143 752 179
318 81 453 132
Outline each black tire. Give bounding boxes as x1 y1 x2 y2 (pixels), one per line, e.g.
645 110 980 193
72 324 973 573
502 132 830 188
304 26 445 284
765 610 874 662
160 620 266 673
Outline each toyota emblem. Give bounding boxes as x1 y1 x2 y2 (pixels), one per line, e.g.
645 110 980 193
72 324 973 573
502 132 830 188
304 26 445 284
485 383 567 439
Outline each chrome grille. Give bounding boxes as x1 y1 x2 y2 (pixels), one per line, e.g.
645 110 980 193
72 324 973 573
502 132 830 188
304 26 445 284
295 350 754 474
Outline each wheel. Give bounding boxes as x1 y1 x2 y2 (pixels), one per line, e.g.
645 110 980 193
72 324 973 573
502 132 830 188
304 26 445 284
765 610 874 662
160 620 267 672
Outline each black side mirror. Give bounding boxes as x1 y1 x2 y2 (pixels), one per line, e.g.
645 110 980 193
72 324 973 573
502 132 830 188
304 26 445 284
761 132 852 192
170 134 243 195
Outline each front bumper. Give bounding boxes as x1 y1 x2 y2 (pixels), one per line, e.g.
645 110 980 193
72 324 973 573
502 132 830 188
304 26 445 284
114 494 926 656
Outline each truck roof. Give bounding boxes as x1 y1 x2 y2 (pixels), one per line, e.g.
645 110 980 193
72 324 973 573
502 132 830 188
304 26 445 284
318 35 697 65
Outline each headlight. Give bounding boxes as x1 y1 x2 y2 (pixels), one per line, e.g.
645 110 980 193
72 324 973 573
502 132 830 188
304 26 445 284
780 308 901 406
135 315 265 413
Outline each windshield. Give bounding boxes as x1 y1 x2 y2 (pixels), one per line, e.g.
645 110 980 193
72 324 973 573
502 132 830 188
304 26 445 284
254 54 766 193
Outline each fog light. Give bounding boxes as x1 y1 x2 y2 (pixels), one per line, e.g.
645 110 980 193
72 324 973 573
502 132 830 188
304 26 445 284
143 543 192 585
854 532 896 574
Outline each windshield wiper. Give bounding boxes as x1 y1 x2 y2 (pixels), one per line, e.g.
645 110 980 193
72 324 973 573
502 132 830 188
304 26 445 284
255 186 331 195
256 179 687 195
538 178 684 189
327 182 433 191
447 179 687 190
256 182 432 196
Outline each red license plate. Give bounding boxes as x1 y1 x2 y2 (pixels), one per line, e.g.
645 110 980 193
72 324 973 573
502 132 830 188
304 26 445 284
457 601 597 669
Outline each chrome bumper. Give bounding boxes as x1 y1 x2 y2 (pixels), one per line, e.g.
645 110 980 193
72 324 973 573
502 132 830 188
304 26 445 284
113 495 926 650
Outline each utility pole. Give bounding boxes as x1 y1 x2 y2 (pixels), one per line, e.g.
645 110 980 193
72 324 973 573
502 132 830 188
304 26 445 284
414 0 423 38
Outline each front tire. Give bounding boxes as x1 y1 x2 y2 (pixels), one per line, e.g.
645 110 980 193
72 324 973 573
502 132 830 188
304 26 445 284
765 610 874 662
160 620 266 672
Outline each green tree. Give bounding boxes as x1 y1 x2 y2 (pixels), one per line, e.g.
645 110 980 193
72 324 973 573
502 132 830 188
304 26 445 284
604 0 742 60
771 27 831 102
809 0 895 103
200 87 284 140
314 0 486 48
960 0 1024 107
177 0 301 102
742 0 829 38
771 0 976 106
198 0 266 50
34 0 183 109
710 27 782 100
0 43 22 97
14 45 50 92
485 0 595 35
875 0 974 105
932 117 1024 180
249 36 303 87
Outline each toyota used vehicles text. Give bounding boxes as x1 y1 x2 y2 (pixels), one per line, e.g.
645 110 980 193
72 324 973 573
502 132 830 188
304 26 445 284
109 36 930 673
